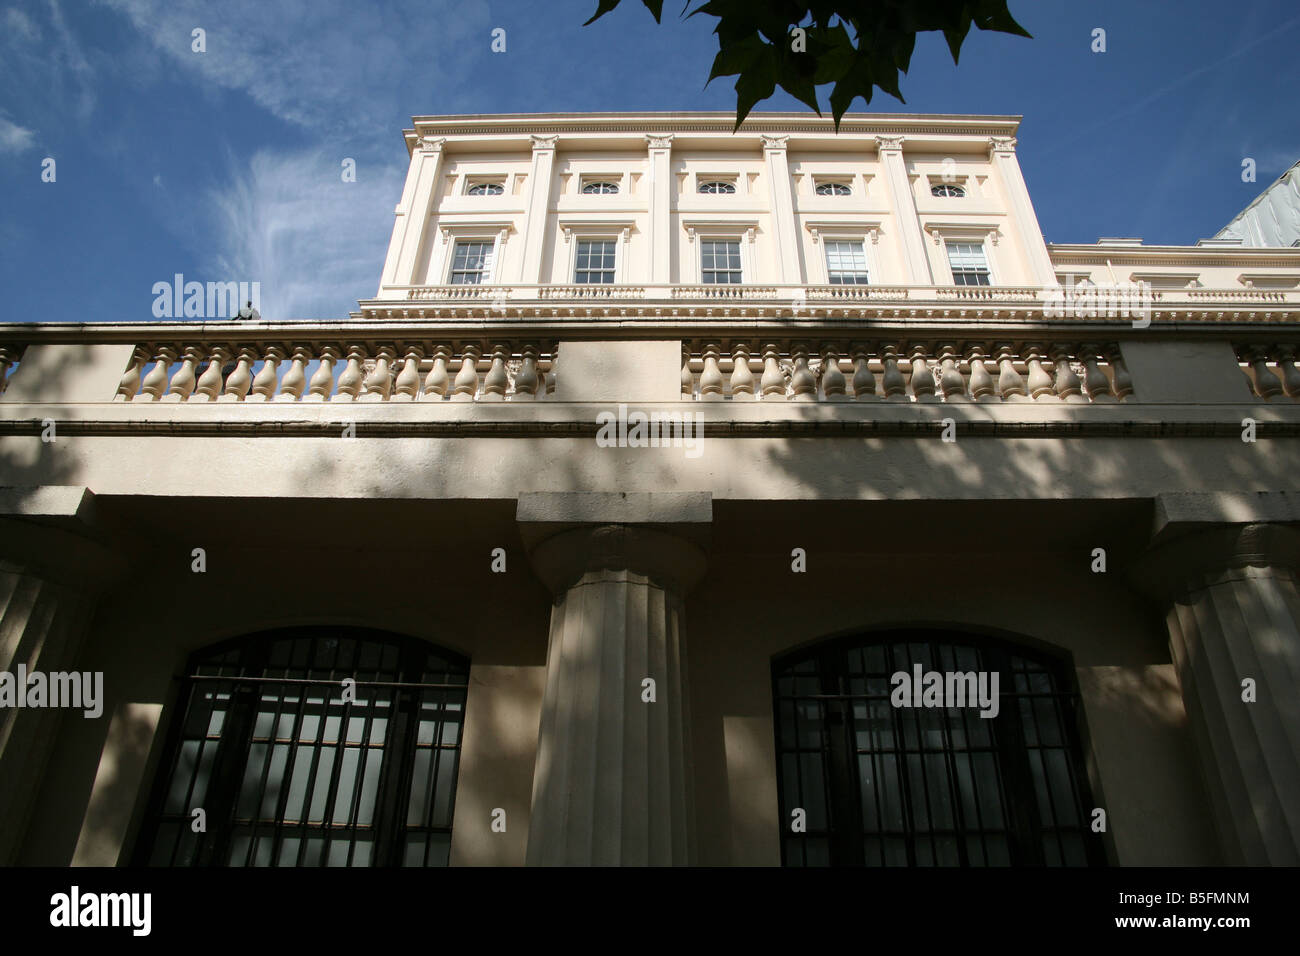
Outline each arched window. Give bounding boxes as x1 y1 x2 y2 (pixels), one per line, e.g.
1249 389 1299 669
816 182 852 196
467 182 504 196
135 627 469 867
698 180 736 194
931 183 966 198
772 630 1104 867
582 181 619 194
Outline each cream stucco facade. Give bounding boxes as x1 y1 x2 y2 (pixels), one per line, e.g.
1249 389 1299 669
2 112 1299 867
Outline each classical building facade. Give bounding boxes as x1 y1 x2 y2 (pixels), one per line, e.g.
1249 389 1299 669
2 112 1299 867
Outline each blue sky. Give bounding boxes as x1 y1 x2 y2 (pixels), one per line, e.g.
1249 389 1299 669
2 0 1299 322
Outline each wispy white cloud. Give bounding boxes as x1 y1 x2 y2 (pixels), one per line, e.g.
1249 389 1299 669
98 0 490 137
4 7 40 41
199 148 404 319
0 114 36 153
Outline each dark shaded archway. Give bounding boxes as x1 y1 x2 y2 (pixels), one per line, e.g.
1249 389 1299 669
772 627 1106 867
132 626 468 867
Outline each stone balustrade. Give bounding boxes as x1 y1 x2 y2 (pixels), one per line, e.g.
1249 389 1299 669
3 323 1299 408
680 340 1133 404
112 340 556 403
388 282 1300 311
1237 344 1300 401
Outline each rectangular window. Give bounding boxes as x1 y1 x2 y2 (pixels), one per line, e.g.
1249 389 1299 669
449 239 495 285
825 240 870 285
946 241 990 286
701 238 743 284
574 238 617 283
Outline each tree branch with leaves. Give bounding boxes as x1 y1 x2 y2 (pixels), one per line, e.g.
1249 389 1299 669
584 1 1031 129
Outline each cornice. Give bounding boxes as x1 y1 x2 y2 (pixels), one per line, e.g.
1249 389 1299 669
401 111 1022 151
1048 245 1300 269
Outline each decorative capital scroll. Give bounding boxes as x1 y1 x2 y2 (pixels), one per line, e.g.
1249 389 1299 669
530 134 558 151
646 133 674 150
760 134 789 150
418 136 446 154
874 134 905 152
988 136 1017 155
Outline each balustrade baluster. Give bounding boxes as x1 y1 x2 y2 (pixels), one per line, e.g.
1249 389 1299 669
219 347 258 402
452 344 481 402
880 345 907 401
966 345 995 403
1023 344 1058 402
937 344 967 403
850 344 876 401
908 344 938 403
192 346 229 402
391 345 424 402
1078 345 1115 403
248 345 285 402
1104 346 1133 401
681 347 694 399
422 345 451 400
790 344 816 402
306 346 339 402
361 346 396 402
334 346 366 402
995 344 1029 402
700 343 725 401
161 346 202 403
1248 347 1283 400
1276 346 1300 399
139 346 177 402
513 344 539 401
276 346 311 402
482 344 510 402
760 343 786 401
1050 346 1086 404
730 343 754 399
114 346 150 401
821 345 847 401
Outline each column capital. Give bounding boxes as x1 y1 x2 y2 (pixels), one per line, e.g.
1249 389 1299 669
416 135 445 154
517 492 711 597
874 134 905 153
760 133 789 151
1133 521 1300 601
645 133 674 150
529 134 558 152
988 135 1018 156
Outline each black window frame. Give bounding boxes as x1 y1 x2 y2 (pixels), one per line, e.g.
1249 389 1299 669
931 183 966 198
132 626 469 868
698 180 737 195
772 628 1107 867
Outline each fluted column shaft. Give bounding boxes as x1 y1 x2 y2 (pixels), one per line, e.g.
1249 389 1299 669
524 523 705 865
1144 524 1300 865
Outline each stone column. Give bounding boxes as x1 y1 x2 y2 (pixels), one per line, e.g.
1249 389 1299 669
1137 522 1300 864
0 489 118 865
519 494 709 865
874 135 932 284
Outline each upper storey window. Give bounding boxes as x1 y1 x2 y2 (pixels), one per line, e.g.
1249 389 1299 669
946 241 990 286
825 240 870 285
581 181 619 195
700 239 742 283
815 181 852 197
698 180 736 195
931 183 966 198
466 181 504 196
449 240 495 284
